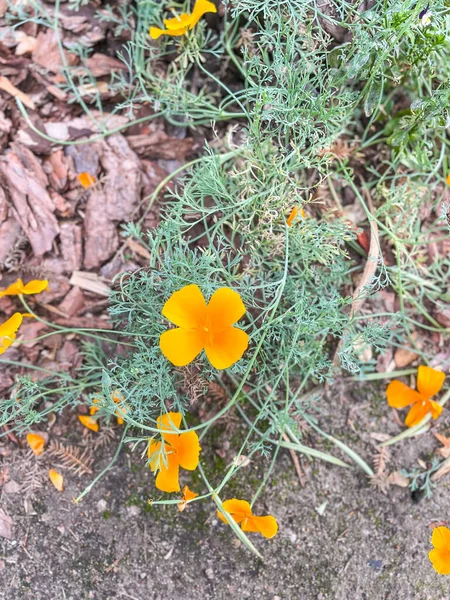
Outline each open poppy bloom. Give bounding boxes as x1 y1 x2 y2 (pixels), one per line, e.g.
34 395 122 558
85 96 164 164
0 313 24 355
148 412 200 493
429 526 450 574
217 499 278 539
178 485 199 512
160 284 249 370
386 366 446 428
149 0 217 40
0 278 48 298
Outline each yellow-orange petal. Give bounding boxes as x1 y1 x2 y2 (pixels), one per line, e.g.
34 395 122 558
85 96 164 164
27 432 45 456
162 284 207 328
181 485 198 502
148 440 162 472
404 400 430 428
78 415 99 432
49 469 64 492
116 415 124 425
417 366 445 399
446 174 450 186
429 548 450 575
386 380 422 408
77 172 96 189
287 206 298 227
207 288 246 333
429 400 444 421
160 327 205 367
164 11 190 29
149 25 187 39
0 279 24 297
177 430 201 470
432 526 450 550
0 312 23 354
155 451 180 493
89 406 99 416
242 514 278 539
20 279 48 295
164 0 216 30
157 412 182 445
218 498 252 525
204 326 249 369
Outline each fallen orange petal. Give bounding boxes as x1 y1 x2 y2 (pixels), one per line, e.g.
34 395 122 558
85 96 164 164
78 172 96 189
49 469 64 491
178 485 199 511
26 432 45 456
78 415 99 432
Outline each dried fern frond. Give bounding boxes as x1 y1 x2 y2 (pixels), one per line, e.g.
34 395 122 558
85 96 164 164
207 381 229 404
369 446 391 493
81 427 116 451
48 441 93 476
20 460 46 500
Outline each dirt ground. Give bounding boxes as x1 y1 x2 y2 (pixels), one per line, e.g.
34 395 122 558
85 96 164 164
1 382 449 600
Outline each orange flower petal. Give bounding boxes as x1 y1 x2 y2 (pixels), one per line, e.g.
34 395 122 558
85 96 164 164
155 451 180 493
160 327 205 367
417 366 445 399
157 412 182 445
148 440 162 472
217 498 252 525
0 312 23 355
77 172 96 189
78 415 99 432
432 526 450 550
181 485 198 502
164 12 190 29
287 206 298 227
49 469 64 492
404 400 430 428
162 284 207 328
386 380 422 408
242 515 278 539
116 415 124 425
429 400 444 421
207 288 246 333
0 278 24 297
21 279 49 295
27 432 45 456
165 0 216 30
429 548 450 575
177 431 201 470
204 326 249 369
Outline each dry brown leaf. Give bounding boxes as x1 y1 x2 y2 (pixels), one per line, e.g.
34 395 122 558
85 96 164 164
127 239 151 260
0 75 35 109
0 509 13 539
434 433 450 458
432 458 450 482
386 471 410 487
394 348 419 369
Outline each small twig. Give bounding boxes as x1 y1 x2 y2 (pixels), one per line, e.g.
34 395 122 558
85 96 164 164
282 432 305 486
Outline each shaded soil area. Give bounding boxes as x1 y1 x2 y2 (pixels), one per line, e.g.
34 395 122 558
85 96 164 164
1 383 449 600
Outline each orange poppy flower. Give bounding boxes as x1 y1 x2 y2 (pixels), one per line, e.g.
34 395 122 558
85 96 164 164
217 499 278 539
0 278 48 298
178 485 199 511
148 412 201 493
77 172 96 189
429 526 450 574
0 313 24 355
78 415 99 432
159 284 249 370
386 366 446 428
286 206 306 227
27 432 45 456
150 0 217 40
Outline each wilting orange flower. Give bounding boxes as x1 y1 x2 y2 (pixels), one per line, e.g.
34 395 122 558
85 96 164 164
78 172 96 189
148 412 201 493
49 469 64 492
160 284 249 370
0 278 48 298
90 392 127 425
386 366 446 428
429 526 450 574
27 432 45 456
0 313 24 355
178 485 199 511
78 415 99 432
286 206 306 227
217 499 278 539
446 174 450 187
150 0 216 39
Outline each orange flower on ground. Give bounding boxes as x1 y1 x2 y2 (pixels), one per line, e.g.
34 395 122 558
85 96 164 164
27 433 45 456
178 485 199 512
150 0 217 40
78 415 99 432
386 366 446 428
77 172 96 189
429 526 450 574
160 284 249 370
0 313 24 355
49 469 64 492
0 278 48 298
148 412 201 493
217 499 278 539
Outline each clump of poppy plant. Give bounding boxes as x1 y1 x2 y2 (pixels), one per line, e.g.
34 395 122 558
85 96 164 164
386 366 445 427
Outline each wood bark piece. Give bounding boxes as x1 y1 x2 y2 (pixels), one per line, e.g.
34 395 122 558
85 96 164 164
0 144 59 256
83 189 119 269
69 271 111 297
85 53 126 77
0 186 22 265
0 75 35 109
127 132 195 160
